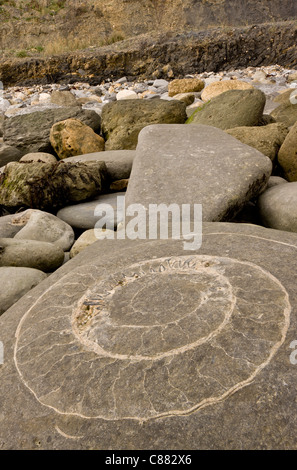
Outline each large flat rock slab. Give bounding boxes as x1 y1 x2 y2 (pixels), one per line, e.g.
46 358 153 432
125 124 272 221
0 223 297 449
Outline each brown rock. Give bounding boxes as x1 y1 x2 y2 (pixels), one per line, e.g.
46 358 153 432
0 160 108 210
201 79 254 102
278 120 297 181
168 78 204 97
110 178 129 192
226 123 288 161
50 118 105 159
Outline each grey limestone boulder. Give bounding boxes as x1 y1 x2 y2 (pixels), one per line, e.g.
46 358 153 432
0 238 64 272
125 124 272 222
13 209 75 251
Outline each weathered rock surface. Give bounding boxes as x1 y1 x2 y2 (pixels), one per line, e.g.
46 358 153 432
13 210 74 251
0 222 297 449
63 150 135 181
0 160 108 210
2 107 101 155
257 182 297 232
201 79 254 101
0 266 47 315
19 152 58 164
57 192 125 230
187 89 266 129
0 238 64 272
277 120 297 181
50 118 105 159
125 124 272 222
226 123 288 161
101 99 187 150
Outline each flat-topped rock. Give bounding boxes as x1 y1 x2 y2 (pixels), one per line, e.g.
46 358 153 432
125 124 272 222
0 222 297 449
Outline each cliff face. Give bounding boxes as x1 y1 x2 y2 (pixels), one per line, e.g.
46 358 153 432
1 22 297 87
0 0 297 52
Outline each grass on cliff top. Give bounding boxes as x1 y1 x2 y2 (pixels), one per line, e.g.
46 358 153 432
2 32 126 58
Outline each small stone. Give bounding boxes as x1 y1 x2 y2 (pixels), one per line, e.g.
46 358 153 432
69 228 114 258
257 182 297 232
172 93 195 106
116 90 139 100
110 179 129 192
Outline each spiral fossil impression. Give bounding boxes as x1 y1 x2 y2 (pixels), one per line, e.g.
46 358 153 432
15 255 290 421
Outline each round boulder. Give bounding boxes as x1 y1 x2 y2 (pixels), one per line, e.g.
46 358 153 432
0 238 65 272
13 209 75 251
257 182 297 232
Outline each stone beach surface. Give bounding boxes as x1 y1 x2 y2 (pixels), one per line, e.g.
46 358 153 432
1 64 297 449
